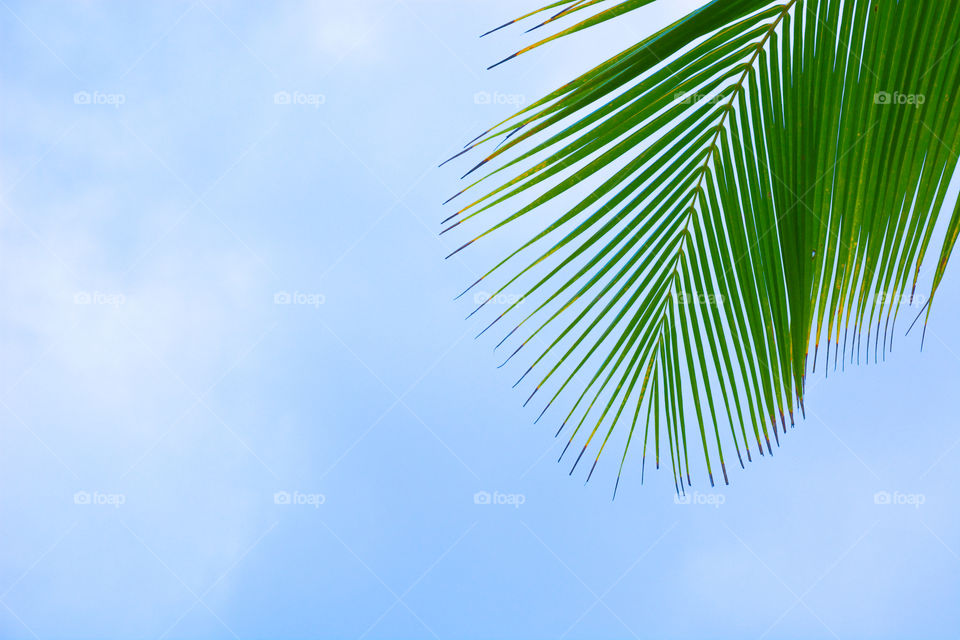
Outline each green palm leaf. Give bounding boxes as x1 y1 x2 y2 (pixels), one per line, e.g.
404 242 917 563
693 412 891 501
443 0 960 496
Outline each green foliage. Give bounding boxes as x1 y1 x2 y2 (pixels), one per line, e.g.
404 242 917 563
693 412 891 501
444 0 960 495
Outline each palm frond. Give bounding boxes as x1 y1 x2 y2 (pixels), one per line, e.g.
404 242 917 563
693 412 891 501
444 0 960 495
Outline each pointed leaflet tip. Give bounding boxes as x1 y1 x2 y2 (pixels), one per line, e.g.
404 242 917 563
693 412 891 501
466 296 490 320
494 124 524 150
445 239 474 260
442 208 467 226
438 146 473 168
461 158 489 180
441 191 465 208
453 277 483 301
494 325 519 351
555 420 567 438
584 458 598 485
498 344 523 370
884 315 891 357
905 299 930 336
439 221 461 236
825 340 831 378
476 313 504 340
569 445 588 475
558 438 572 462
522 385 538 407
487 52 519 71
512 364 532 386
529 1 584 35
534 401 551 424
479 20 514 38
612 475 621 501
463 129 491 149
875 319 881 364
843 326 850 368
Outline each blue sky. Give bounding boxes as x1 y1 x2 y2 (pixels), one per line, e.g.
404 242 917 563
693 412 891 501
1 1 959 638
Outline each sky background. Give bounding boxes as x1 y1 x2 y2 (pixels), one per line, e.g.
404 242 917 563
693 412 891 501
1 1 959 638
